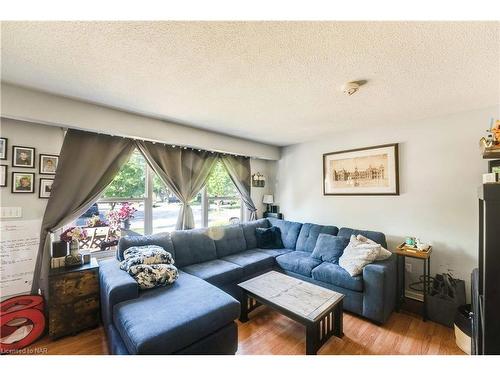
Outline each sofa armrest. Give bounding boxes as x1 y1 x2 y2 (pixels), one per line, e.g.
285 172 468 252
99 258 139 327
362 254 397 324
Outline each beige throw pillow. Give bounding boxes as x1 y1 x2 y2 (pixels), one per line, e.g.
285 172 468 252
339 235 380 276
356 234 392 261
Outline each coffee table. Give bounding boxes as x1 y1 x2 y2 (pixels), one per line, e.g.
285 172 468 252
238 270 344 355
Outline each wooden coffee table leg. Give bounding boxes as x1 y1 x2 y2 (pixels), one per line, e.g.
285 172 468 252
306 322 319 355
333 300 344 337
239 292 249 323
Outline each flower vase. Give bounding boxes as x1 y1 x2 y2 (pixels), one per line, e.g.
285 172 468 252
65 240 83 267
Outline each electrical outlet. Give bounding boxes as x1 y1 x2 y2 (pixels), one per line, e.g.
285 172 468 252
405 263 412 273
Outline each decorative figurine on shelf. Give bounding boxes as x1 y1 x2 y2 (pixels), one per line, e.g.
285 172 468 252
252 172 266 188
60 226 87 267
480 119 500 156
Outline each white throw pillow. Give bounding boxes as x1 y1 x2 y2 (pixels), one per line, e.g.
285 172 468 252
339 235 380 276
356 234 392 261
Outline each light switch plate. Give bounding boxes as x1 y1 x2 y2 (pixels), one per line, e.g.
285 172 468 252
0 207 23 218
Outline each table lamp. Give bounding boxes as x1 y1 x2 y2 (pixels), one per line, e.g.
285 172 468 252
263 194 274 213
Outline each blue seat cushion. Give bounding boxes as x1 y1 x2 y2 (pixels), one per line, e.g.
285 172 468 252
338 227 387 249
241 219 270 249
254 247 293 258
296 223 339 252
275 251 322 277
181 259 243 287
311 234 350 263
312 262 364 292
210 225 247 258
171 228 217 267
267 218 302 249
221 249 274 277
255 226 284 249
113 271 240 354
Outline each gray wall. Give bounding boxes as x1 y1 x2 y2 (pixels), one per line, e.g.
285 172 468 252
0 118 65 221
276 106 499 296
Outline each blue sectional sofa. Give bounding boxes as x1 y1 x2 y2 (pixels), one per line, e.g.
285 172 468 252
99 218 397 354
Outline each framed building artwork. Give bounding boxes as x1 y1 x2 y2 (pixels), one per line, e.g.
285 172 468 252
323 143 399 196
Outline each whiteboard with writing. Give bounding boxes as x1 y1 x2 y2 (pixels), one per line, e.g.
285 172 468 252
0 220 41 300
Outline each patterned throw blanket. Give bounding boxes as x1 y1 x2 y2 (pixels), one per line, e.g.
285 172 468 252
120 245 179 289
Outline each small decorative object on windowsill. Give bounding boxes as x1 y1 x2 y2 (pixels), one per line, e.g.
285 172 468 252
262 194 274 213
60 226 87 267
480 119 500 159
252 172 266 187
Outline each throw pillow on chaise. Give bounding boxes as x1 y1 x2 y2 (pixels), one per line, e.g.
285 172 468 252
311 234 350 263
127 263 179 290
120 245 174 271
255 226 284 249
356 234 392 260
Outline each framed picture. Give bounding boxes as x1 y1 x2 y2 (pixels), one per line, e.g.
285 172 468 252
39 178 54 199
323 143 399 196
39 154 59 175
12 146 35 168
0 138 7 160
488 159 500 174
12 172 35 193
0 165 7 187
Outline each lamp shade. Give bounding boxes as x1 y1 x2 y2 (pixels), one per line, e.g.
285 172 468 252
262 194 274 204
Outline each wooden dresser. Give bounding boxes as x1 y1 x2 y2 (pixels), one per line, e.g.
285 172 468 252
48 258 100 339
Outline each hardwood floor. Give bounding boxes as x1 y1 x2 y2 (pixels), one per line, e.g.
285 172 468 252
19 306 464 355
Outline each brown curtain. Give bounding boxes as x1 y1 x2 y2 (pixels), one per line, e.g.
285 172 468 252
220 154 257 221
136 141 218 229
32 130 135 295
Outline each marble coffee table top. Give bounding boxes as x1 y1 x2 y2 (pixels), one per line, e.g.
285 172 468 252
238 270 344 322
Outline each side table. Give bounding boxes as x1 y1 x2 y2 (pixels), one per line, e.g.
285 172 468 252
395 245 432 321
48 257 100 338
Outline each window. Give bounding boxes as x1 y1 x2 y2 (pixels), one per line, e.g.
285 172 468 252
206 161 242 227
68 151 243 255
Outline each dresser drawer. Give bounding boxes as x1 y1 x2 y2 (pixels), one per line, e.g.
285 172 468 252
49 269 99 304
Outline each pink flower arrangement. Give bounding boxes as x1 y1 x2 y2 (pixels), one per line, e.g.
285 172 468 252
60 227 88 243
117 203 137 221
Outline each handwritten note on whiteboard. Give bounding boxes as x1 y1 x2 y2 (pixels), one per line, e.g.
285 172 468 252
0 220 41 300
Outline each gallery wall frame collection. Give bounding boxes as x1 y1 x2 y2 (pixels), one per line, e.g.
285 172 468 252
323 143 400 196
0 137 58 198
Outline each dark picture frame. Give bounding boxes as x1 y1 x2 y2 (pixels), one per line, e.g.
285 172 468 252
39 178 54 199
323 143 399 196
12 145 35 168
39 153 59 175
0 165 7 187
11 172 35 193
0 138 7 160
488 159 500 174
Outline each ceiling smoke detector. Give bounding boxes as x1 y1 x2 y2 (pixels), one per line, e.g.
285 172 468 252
341 80 366 96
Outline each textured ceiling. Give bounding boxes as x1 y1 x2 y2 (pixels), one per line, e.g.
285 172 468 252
1 21 499 146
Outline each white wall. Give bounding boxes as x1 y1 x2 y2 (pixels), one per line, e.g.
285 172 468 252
1 83 280 160
276 106 499 295
0 118 65 221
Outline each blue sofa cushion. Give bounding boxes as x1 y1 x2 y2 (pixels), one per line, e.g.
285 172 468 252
267 218 302 250
255 226 284 249
221 249 274 277
181 259 243 287
113 271 240 354
338 227 387 249
171 228 217 267
118 232 174 261
312 262 364 292
296 223 339 252
209 225 247 258
275 251 322 277
254 247 293 258
311 234 350 263
241 219 270 249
